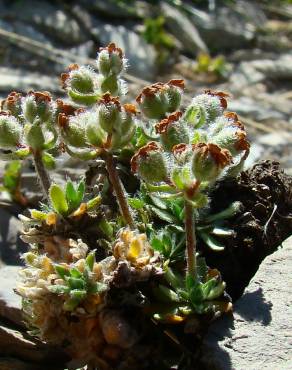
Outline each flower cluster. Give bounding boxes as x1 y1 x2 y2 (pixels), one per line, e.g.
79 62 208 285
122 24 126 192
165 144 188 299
132 89 249 206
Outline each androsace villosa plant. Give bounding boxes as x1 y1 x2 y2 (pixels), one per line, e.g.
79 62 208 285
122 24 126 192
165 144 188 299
0 43 250 370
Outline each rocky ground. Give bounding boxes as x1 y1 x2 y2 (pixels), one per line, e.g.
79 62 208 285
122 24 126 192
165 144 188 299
0 0 291 369
0 0 291 174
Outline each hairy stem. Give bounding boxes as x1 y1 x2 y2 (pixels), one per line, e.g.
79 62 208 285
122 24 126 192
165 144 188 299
32 150 51 199
104 152 135 229
184 200 197 277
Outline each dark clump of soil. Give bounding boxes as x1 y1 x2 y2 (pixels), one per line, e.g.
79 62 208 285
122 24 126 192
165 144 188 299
202 160 292 301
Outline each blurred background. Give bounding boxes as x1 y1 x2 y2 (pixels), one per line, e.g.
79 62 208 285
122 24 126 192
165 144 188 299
0 0 291 172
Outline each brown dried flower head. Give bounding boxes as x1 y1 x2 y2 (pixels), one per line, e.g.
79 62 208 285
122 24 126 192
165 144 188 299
205 90 229 109
130 141 160 173
155 111 182 134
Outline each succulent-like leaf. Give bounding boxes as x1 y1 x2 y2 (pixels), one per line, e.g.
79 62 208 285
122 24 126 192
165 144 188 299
42 152 56 170
85 251 95 271
48 285 70 294
49 184 69 215
200 232 225 251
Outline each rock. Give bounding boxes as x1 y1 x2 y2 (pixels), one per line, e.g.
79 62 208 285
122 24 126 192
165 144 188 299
69 40 95 59
92 21 157 80
79 0 143 18
0 358 48 370
0 67 61 94
187 1 259 52
0 323 66 367
0 19 51 44
228 97 285 122
258 132 292 147
161 2 208 55
0 266 22 326
0 208 27 265
202 236 292 370
243 142 265 169
230 54 292 90
2 0 86 46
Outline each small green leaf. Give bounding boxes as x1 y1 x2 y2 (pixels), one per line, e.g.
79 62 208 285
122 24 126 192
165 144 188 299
206 201 243 222
63 297 80 311
164 266 184 289
77 180 85 204
85 251 95 271
88 282 107 294
189 283 204 306
69 268 83 279
98 219 113 238
67 277 86 290
150 206 176 223
211 226 234 236
86 195 101 210
49 184 68 215
128 197 145 210
15 147 31 159
65 181 78 204
171 168 185 190
202 279 226 300
55 265 70 279
42 152 56 170
48 285 70 294
70 289 87 300
191 131 201 145
153 285 180 303
200 232 225 251
149 194 168 210
150 238 165 253
30 209 47 221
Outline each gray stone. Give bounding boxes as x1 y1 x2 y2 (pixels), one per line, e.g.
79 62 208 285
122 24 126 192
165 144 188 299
228 97 285 122
92 22 157 80
243 143 265 169
2 0 86 46
258 132 292 147
0 266 22 326
0 67 61 94
0 323 65 366
202 236 292 370
80 0 140 18
161 2 208 55
0 358 46 370
0 208 27 265
187 1 258 52
230 54 292 90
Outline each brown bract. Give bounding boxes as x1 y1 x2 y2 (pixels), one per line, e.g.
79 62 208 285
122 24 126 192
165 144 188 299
224 111 245 130
58 113 69 129
1 91 22 111
57 105 85 129
234 130 250 151
99 42 123 58
123 104 138 115
130 141 160 173
56 99 78 116
155 111 182 134
172 143 189 155
28 91 52 103
205 89 229 109
99 93 121 111
60 64 79 89
168 79 185 89
194 142 232 168
136 79 184 104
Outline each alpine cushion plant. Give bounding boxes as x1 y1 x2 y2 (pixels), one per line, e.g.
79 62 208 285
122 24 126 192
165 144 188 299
0 43 250 370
